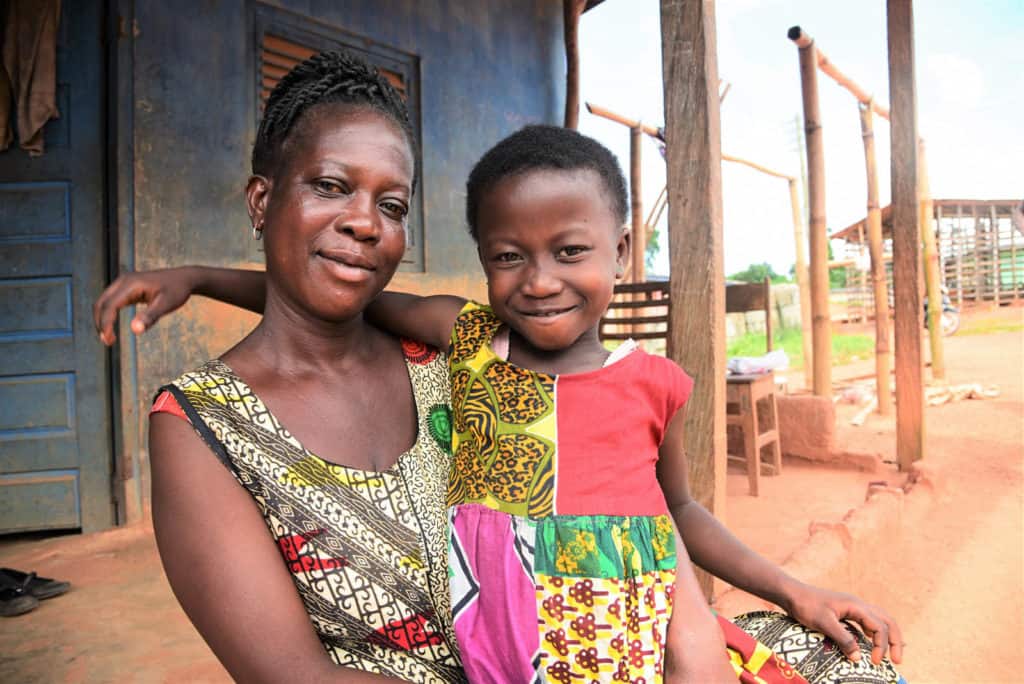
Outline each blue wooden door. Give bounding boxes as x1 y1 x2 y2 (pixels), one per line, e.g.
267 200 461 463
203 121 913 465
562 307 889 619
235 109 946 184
0 2 113 533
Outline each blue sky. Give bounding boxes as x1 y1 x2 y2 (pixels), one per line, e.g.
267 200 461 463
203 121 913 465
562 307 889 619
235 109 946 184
577 0 1024 276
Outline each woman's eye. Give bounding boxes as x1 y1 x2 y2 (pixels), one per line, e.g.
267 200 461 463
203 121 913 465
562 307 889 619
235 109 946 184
380 200 409 220
314 179 344 194
559 245 588 258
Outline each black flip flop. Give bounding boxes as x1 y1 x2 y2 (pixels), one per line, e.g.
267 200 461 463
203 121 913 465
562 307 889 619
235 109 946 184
0 579 39 617
0 567 71 600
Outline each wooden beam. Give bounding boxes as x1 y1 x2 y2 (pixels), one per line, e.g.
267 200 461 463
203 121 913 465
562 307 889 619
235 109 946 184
562 0 587 129
630 125 645 283
887 0 924 470
919 139 945 379
859 104 893 415
660 0 725 598
791 27 832 398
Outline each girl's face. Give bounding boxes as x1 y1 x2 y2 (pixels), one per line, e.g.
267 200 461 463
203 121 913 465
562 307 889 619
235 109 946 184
247 105 414 324
475 168 629 355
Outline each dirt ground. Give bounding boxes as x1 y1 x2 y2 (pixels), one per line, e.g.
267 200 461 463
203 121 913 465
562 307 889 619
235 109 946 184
1 305 1021 683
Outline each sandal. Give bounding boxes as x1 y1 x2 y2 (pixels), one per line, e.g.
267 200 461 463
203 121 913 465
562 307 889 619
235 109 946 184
0 577 39 617
0 567 71 600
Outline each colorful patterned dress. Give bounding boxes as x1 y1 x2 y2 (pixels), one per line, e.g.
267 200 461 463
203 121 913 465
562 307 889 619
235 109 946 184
444 303 905 684
152 340 466 683
446 302 689 683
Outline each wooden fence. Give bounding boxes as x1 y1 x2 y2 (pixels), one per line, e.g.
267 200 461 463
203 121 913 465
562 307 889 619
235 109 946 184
831 199 1023 321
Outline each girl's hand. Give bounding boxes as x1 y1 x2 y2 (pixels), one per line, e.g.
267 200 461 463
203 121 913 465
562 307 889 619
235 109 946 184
93 267 198 345
783 582 904 666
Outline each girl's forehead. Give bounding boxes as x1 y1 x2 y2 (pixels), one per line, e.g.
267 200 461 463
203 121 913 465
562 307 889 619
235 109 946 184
482 168 620 221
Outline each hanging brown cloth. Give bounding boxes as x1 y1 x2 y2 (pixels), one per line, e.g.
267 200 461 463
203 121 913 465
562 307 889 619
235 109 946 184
0 0 61 156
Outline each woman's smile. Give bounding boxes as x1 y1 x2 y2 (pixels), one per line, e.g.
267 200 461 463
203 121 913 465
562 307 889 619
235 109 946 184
315 247 377 282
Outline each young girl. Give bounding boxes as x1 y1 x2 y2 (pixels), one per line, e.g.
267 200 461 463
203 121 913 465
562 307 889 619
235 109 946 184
95 127 904 684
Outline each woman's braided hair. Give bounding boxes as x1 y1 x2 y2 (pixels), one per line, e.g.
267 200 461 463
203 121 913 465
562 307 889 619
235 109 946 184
252 50 416 187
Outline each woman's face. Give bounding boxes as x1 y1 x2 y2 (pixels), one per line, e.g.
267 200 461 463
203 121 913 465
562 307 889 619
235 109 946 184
248 105 414 324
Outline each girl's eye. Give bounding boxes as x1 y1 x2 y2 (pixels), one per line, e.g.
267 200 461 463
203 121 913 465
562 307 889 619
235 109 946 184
380 200 409 220
494 252 522 263
558 245 588 259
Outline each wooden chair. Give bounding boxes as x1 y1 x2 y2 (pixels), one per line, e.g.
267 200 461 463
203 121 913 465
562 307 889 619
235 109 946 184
725 277 782 496
599 281 672 355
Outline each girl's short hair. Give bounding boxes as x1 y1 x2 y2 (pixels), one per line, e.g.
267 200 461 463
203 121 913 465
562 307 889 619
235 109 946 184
465 124 629 240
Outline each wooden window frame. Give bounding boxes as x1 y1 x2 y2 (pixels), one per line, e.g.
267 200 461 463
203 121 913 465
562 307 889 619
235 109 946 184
250 2 424 271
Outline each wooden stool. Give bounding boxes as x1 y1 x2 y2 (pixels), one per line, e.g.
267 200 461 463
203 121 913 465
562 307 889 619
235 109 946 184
726 372 782 496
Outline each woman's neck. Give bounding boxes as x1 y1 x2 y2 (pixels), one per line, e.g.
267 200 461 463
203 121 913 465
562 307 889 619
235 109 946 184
233 293 382 376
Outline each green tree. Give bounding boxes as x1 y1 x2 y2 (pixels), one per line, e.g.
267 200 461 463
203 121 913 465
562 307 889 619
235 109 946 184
727 262 791 284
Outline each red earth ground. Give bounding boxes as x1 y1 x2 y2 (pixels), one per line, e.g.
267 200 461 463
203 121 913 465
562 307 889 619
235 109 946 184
1 305 1021 683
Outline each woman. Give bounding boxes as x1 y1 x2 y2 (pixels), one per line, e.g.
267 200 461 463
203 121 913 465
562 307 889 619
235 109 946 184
118 51 463 682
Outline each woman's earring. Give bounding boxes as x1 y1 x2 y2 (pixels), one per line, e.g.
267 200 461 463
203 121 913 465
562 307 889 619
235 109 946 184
252 222 263 241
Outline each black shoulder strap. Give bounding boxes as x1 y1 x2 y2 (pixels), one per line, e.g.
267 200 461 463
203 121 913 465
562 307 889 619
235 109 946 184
155 383 238 476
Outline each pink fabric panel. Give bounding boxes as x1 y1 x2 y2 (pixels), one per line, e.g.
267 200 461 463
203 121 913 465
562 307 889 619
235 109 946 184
451 505 539 683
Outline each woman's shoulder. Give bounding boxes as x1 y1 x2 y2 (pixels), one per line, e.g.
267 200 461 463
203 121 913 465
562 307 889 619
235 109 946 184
164 358 232 386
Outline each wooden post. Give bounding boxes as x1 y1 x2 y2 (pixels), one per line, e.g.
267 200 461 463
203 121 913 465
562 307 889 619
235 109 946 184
972 204 982 303
660 0 725 598
630 125 645 283
918 140 945 379
955 204 964 306
789 26 832 398
990 204 1002 303
887 0 924 470
1012 203 1020 300
859 104 892 415
562 0 586 129
788 178 813 388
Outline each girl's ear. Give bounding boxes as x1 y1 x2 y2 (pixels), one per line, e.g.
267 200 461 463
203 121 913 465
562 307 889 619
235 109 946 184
245 175 272 236
615 226 631 280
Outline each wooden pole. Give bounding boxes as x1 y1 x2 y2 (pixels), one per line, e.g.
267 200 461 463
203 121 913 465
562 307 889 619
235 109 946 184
788 26 891 122
1012 203 1021 300
660 0 725 598
954 204 964 306
859 104 893 415
918 140 945 379
990 204 1001 303
630 125 645 283
788 178 814 388
888 0 924 470
791 27 832 398
562 0 586 129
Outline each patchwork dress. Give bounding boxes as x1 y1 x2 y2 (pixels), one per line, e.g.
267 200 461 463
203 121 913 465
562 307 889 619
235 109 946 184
152 341 465 683
443 303 906 684
446 302 690 683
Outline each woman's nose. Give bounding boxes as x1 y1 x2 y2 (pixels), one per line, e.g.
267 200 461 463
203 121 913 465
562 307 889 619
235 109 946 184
337 194 380 242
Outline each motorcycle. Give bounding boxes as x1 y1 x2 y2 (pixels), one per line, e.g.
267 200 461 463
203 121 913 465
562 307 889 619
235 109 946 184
923 288 960 336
